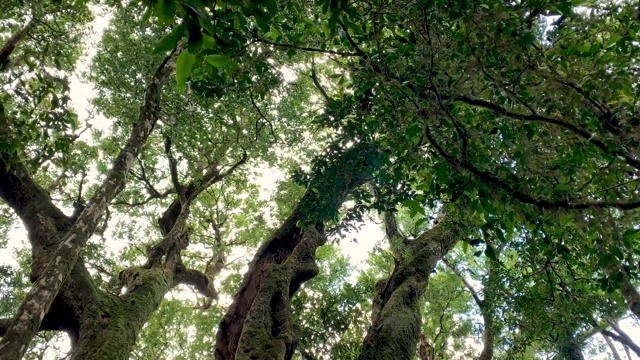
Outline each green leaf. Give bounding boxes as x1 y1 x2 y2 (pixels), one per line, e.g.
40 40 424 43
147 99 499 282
405 124 422 139
155 0 176 25
485 245 497 261
606 35 622 48
414 218 427 228
202 34 216 49
611 291 625 307
255 13 270 33
402 199 423 218
265 0 278 15
327 10 339 31
205 54 230 68
175 50 195 92
623 228 640 240
154 23 186 53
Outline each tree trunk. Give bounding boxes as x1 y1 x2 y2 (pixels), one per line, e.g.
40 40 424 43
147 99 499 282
0 48 179 359
558 330 585 360
70 268 173 360
358 214 459 360
603 333 623 360
0 19 33 70
619 279 640 321
216 142 377 360
477 312 495 360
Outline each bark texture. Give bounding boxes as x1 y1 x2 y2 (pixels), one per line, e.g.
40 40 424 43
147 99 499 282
0 49 179 359
216 142 376 360
0 19 33 70
358 214 459 360
558 333 585 360
620 279 640 321
443 237 502 360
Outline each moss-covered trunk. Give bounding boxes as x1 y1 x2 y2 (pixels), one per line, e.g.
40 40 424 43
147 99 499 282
358 215 458 360
0 47 179 360
70 268 173 360
216 143 377 360
557 331 585 360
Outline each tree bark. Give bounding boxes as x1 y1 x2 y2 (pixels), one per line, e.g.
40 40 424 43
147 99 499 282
601 320 640 358
358 213 459 360
444 258 496 360
619 279 640 321
215 142 376 360
558 329 585 360
0 48 179 360
0 19 33 70
603 333 623 360
70 267 173 360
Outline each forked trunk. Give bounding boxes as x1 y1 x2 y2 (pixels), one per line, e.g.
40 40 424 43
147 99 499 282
216 143 377 360
358 214 459 360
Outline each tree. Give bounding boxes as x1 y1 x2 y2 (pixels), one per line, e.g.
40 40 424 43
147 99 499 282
2 0 640 359
0 1 317 358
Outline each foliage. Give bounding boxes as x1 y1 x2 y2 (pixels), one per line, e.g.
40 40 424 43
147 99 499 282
1 0 640 359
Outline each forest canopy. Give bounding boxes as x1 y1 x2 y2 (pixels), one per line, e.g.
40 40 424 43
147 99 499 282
1 0 640 359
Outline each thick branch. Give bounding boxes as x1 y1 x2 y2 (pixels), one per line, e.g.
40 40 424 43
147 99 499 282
0 19 34 70
443 259 483 307
217 142 376 360
0 48 179 360
153 151 247 271
149 152 247 270
600 329 640 358
0 105 72 244
0 318 8 336
423 124 640 210
452 95 640 171
380 209 410 263
359 212 460 360
175 267 218 302
254 36 361 57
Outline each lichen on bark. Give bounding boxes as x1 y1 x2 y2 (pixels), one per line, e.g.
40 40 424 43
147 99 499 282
359 214 460 360
216 142 378 359
236 225 323 360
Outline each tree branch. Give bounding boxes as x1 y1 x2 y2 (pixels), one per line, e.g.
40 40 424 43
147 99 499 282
423 124 640 210
602 333 623 360
254 35 361 57
600 329 640 358
174 267 218 308
310 64 330 104
164 135 183 196
451 95 640 170
0 47 180 360
0 104 73 245
152 151 248 269
0 19 34 70
442 258 483 308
